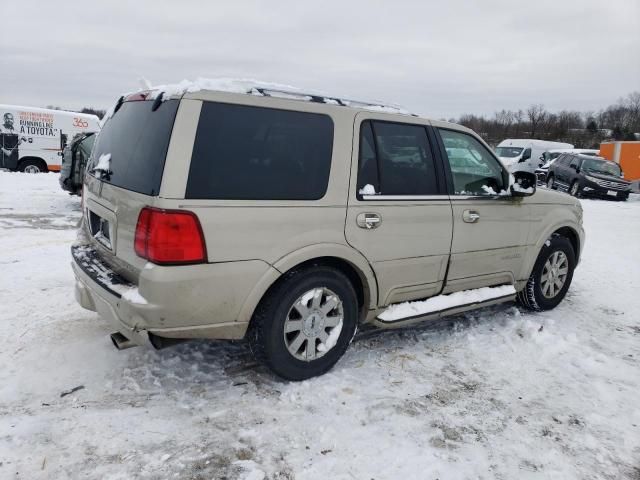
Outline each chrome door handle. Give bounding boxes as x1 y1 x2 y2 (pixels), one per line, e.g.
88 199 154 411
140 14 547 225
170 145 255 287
357 213 382 229
463 210 480 223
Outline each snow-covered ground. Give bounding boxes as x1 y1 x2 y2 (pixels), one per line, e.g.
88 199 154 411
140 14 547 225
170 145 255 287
1 172 639 480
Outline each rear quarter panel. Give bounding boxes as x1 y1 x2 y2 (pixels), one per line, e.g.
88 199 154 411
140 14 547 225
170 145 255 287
158 93 356 265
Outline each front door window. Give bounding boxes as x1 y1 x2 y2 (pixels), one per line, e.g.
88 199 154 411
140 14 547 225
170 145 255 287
439 129 507 196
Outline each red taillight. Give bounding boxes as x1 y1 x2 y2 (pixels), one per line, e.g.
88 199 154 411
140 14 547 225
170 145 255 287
134 207 206 265
134 207 152 257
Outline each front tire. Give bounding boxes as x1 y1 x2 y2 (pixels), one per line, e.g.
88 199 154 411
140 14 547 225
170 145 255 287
517 236 576 311
248 267 358 381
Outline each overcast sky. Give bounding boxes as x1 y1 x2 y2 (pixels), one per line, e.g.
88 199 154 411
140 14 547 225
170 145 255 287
1 0 638 119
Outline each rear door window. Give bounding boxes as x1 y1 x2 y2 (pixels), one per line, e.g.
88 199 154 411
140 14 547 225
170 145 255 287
186 102 334 200
356 120 439 196
569 156 580 170
88 99 179 196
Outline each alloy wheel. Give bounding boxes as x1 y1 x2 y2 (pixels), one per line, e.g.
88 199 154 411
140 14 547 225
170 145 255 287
24 165 41 173
540 251 569 298
570 182 580 196
283 287 344 361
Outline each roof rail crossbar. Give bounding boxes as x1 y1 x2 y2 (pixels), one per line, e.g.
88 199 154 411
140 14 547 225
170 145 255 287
250 87 400 111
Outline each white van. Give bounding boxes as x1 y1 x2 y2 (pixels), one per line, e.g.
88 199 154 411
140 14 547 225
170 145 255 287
0 105 100 173
495 139 573 173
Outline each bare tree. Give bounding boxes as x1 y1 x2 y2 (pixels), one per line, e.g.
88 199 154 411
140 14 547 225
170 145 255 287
527 104 547 139
495 109 514 138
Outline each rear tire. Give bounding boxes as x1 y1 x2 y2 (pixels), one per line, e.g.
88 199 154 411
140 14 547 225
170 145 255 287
569 181 581 197
546 175 555 190
517 236 576 311
19 158 48 173
248 266 358 381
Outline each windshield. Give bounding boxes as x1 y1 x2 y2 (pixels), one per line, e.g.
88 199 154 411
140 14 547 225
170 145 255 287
582 158 622 177
544 151 563 161
87 99 179 196
495 147 523 158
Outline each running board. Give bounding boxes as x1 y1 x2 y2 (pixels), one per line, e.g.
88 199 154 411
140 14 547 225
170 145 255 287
374 285 517 327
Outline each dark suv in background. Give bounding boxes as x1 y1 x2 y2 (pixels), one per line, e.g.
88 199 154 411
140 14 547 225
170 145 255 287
546 153 631 201
59 132 97 195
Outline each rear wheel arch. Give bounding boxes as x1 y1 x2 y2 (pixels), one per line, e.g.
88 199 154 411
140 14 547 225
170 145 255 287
18 157 48 173
280 256 369 319
240 248 377 333
271 245 378 310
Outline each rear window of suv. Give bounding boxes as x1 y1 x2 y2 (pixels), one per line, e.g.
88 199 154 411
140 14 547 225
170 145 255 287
88 99 179 196
186 102 334 200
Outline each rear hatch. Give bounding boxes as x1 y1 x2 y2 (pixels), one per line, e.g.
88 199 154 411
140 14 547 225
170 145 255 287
82 95 180 283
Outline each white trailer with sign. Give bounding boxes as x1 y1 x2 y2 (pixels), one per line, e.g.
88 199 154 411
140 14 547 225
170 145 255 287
0 104 100 173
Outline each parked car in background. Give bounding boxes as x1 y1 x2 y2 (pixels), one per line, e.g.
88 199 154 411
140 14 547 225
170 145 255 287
599 141 640 181
495 139 574 173
59 132 97 195
546 153 631 201
72 81 584 380
536 149 600 184
535 159 556 184
0 104 99 173
542 148 599 163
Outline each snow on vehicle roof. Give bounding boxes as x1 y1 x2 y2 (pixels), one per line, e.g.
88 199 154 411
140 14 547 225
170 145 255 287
141 77 412 115
547 148 598 153
0 104 99 120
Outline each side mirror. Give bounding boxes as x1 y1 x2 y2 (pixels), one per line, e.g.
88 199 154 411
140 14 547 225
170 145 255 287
510 171 537 197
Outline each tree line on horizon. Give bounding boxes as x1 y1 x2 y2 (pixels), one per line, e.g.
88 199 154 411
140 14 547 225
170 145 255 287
44 105 107 120
453 91 640 148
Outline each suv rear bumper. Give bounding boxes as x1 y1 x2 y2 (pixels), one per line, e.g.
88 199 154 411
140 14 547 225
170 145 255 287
71 244 268 345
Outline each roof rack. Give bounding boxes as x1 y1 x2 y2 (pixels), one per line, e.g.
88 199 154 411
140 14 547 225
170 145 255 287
249 86 409 113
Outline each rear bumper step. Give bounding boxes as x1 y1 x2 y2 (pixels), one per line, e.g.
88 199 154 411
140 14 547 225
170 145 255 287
71 244 132 299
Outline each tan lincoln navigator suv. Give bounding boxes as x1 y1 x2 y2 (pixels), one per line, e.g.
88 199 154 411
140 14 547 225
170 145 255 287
72 82 585 380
